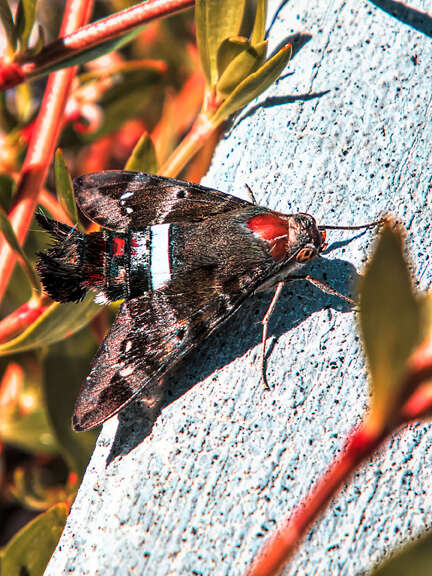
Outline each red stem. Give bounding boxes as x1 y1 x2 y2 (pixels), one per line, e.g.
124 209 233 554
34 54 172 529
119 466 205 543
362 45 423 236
0 0 93 303
0 300 47 344
245 424 383 576
1 0 195 90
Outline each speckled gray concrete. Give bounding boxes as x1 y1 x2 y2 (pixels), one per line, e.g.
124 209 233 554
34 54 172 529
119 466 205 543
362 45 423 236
45 1 432 575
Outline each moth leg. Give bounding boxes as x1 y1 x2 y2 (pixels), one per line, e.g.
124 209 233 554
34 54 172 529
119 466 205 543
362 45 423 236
288 275 356 307
260 281 285 390
245 184 258 205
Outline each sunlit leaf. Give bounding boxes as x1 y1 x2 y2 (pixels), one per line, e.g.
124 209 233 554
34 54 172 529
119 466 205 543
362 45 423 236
217 37 249 79
251 0 267 45
15 0 37 50
211 43 291 125
0 502 67 575
125 132 158 173
371 530 432 575
15 82 34 123
195 0 246 86
359 222 423 429
0 206 40 294
54 148 78 226
216 40 267 98
0 293 101 356
0 0 17 51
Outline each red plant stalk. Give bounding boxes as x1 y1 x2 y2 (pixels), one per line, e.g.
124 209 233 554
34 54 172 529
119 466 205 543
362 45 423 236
0 0 94 303
159 112 215 177
247 331 432 576
0 0 195 90
245 423 385 576
0 299 48 343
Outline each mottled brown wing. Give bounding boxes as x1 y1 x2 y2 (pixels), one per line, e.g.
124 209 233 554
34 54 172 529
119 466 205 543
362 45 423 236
74 171 250 231
72 271 250 431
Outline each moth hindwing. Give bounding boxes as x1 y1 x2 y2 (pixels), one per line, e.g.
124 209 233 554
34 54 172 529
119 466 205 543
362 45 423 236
37 171 328 431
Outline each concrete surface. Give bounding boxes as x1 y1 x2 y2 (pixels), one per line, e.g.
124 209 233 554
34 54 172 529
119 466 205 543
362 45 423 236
45 1 432 574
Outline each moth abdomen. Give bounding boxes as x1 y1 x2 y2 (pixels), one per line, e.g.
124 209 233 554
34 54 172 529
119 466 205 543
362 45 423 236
36 213 105 303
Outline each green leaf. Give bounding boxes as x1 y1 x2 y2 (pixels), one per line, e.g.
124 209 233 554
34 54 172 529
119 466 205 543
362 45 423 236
371 530 432 575
0 502 67 576
44 327 98 477
0 0 17 51
0 173 16 212
125 132 158 173
0 293 101 356
195 0 246 86
211 43 292 126
0 206 40 295
217 37 249 79
251 0 267 45
216 40 267 99
359 222 423 426
54 148 78 226
15 81 34 123
15 0 37 50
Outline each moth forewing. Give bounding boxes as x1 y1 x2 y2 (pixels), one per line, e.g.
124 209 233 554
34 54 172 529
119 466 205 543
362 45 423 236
36 171 377 431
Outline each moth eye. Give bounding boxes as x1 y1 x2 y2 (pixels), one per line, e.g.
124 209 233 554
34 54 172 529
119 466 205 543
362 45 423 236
296 247 316 263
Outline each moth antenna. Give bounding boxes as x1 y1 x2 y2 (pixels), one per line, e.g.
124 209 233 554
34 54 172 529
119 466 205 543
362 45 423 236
244 183 258 205
319 217 387 231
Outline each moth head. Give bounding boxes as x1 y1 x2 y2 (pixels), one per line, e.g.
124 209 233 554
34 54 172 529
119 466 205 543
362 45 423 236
247 211 325 265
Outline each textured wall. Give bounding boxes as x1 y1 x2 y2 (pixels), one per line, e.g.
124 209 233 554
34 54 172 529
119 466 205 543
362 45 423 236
46 1 432 574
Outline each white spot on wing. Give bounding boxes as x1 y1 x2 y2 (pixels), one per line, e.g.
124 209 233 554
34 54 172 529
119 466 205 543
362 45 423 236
119 365 135 377
120 191 134 200
150 224 171 290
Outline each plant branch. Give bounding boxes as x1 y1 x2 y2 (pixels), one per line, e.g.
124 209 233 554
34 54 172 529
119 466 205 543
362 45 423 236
245 424 384 576
0 299 48 344
0 0 93 302
159 112 216 177
0 0 195 91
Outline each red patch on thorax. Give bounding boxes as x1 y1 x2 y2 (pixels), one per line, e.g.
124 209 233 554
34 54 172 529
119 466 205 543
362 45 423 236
112 236 125 257
247 213 290 262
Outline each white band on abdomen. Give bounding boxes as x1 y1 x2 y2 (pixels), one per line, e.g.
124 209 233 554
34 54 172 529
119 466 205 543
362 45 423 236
150 224 171 290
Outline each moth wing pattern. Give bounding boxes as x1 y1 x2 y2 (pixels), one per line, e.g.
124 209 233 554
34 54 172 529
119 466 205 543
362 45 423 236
74 171 251 231
72 270 253 431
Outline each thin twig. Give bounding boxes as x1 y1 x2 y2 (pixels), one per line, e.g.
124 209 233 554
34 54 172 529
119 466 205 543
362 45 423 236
245 424 383 576
0 0 195 90
0 0 93 302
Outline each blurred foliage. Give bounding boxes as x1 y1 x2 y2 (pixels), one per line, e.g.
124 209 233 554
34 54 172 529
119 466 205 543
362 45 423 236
371 530 432 576
0 1 428 575
0 0 294 571
358 222 425 432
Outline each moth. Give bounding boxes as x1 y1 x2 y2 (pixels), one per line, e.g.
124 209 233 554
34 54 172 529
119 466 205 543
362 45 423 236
36 171 379 431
